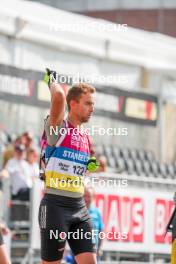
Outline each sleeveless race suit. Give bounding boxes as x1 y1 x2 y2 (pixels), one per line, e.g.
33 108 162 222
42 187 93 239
38 118 96 261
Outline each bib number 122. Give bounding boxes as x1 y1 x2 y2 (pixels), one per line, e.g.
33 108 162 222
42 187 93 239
73 165 85 176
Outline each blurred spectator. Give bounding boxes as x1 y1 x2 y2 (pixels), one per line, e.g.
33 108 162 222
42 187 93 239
96 155 107 173
5 144 32 201
2 137 22 168
26 148 39 181
13 137 22 146
2 131 35 168
64 254 76 264
84 186 104 262
3 145 14 169
21 132 33 150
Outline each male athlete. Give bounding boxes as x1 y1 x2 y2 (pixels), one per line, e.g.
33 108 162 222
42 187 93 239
38 70 97 264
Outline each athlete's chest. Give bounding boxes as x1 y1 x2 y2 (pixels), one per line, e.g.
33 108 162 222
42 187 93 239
61 131 90 153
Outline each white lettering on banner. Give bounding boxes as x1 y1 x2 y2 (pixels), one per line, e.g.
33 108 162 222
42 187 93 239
155 202 166 236
31 180 44 250
95 93 125 113
132 198 144 242
154 199 174 244
95 194 144 243
96 93 118 112
106 197 120 240
0 74 32 96
121 197 131 241
125 98 157 121
94 192 174 248
96 194 105 222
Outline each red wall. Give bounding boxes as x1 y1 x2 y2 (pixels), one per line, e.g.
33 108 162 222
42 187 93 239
78 9 176 38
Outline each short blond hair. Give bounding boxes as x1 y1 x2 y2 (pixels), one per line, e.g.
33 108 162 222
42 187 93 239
66 83 95 111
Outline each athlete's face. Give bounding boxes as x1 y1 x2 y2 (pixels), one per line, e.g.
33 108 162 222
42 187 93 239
71 92 95 123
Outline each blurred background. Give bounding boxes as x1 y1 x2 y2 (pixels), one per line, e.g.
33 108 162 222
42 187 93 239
0 0 176 263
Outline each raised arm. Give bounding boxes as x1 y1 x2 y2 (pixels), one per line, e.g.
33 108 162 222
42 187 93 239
49 82 65 128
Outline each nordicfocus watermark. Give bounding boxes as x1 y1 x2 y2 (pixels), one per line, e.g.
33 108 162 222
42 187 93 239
50 229 128 241
49 126 128 137
48 72 128 86
49 177 128 189
50 22 128 34
85 178 128 189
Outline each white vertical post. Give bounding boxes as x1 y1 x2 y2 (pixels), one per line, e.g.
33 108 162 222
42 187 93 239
158 75 164 162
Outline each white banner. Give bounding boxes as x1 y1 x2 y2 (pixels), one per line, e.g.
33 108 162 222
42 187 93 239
31 179 44 250
94 184 174 254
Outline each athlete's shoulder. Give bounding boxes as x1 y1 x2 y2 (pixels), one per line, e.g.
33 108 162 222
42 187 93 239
45 116 66 146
